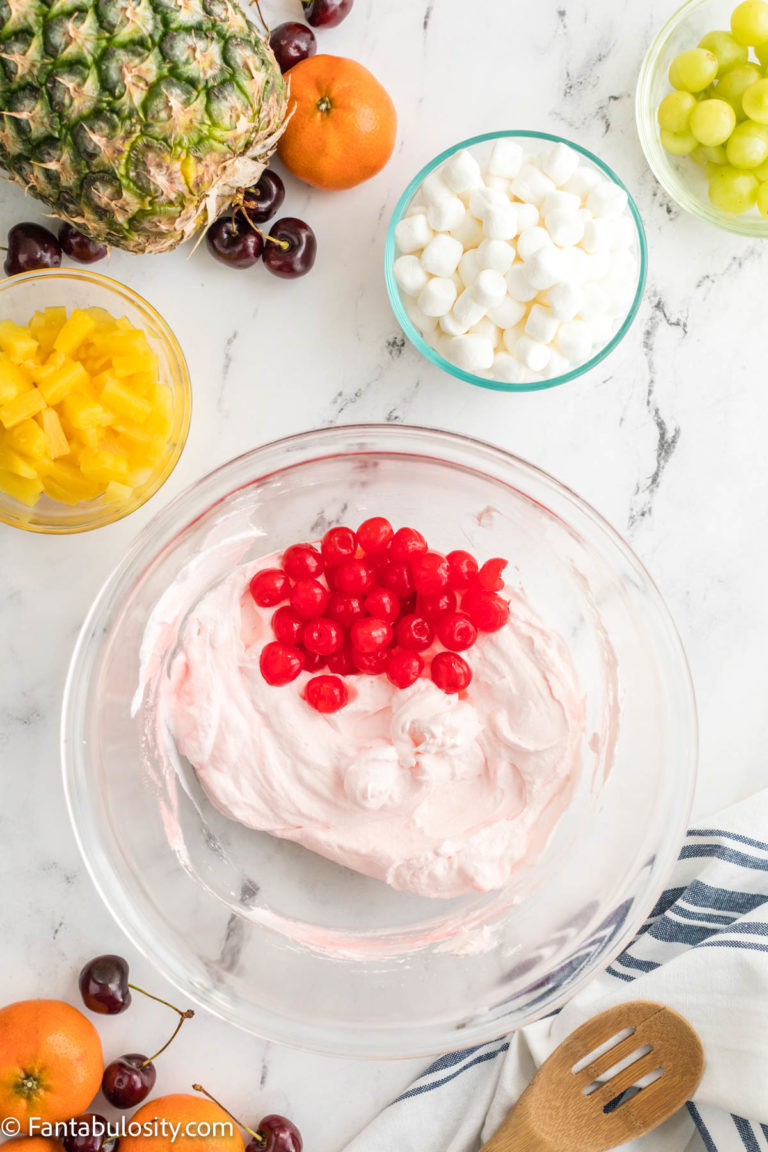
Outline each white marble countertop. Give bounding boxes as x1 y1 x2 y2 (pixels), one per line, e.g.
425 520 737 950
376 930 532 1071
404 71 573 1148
1 0 767 1146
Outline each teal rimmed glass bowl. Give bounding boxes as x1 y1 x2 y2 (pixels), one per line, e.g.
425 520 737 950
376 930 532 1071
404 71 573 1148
637 0 768 236
384 131 648 394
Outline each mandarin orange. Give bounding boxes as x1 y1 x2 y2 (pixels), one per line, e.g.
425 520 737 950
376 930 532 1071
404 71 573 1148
277 55 397 189
120 1095 244 1152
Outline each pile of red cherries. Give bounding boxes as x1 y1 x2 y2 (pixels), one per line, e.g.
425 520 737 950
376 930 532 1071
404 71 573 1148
248 517 511 713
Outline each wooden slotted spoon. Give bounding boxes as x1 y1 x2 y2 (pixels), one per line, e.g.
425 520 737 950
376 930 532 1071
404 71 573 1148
481 1001 704 1152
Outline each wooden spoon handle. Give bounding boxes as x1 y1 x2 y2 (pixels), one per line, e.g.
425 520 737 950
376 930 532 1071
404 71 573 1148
479 1102 554 1152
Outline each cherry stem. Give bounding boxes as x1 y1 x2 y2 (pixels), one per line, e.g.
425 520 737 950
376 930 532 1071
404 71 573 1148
231 191 290 251
192 1084 265 1145
127 983 195 1067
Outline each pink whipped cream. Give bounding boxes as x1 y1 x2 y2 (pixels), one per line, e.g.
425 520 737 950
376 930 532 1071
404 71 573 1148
153 549 586 900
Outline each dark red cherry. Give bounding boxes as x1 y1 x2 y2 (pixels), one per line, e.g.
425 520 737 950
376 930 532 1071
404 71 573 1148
241 171 286 225
302 0 353 27
58 222 107 263
61 1114 117 1152
269 22 317 72
4 222 61 275
206 213 263 268
263 218 317 278
79 954 131 1014
102 1053 156 1109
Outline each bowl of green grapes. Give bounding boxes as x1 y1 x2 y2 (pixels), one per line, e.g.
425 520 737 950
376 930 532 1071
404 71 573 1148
637 0 768 235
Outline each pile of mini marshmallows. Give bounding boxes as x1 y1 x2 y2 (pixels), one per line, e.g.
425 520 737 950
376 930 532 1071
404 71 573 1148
393 140 639 385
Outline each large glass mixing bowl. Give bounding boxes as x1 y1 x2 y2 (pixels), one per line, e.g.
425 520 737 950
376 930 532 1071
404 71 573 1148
62 426 697 1058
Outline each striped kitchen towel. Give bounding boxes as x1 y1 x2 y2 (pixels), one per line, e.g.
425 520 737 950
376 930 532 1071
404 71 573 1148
343 789 768 1152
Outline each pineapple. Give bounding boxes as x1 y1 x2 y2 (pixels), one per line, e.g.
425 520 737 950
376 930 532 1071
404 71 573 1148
0 0 287 254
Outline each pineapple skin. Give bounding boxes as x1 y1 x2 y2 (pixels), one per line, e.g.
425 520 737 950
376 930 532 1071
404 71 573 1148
0 0 288 253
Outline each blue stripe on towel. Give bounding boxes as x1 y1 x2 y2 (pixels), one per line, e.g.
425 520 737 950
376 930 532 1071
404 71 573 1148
689 828 768 854
394 1043 510 1103
684 880 768 915
670 905 737 926
688 1103 719 1152
609 952 659 974
699 939 768 955
679 844 768 871
421 1047 483 1077
733 1114 761 1151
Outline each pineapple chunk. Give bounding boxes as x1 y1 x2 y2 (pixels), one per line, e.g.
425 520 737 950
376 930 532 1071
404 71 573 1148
0 353 29 404
78 446 130 484
0 444 39 478
84 307 119 330
40 408 69 458
29 308 67 357
0 468 44 505
61 393 113 430
10 418 47 460
53 308 97 357
44 460 101 502
36 356 90 406
0 387 46 429
104 480 133 502
101 376 152 424
0 320 38 361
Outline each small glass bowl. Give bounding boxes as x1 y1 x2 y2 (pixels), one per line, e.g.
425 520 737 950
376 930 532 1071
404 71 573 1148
637 0 768 236
0 270 191 533
385 131 647 394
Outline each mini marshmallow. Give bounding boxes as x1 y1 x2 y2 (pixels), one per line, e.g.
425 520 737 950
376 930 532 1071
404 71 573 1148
470 268 507 309
589 314 615 347
516 226 551 262
492 352 527 383
476 238 515 274
453 287 487 330
393 254 429 296
586 252 611 281
557 319 593 364
563 245 591 285
540 142 580 187
488 295 526 329
582 218 613 254
541 190 581 216
547 281 581 322
506 263 538 302
451 213 484 249
395 213 433 254
610 217 636 250
485 175 510 194
427 196 466 232
524 244 568 290
405 199 426 216
458 247 482 288
587 181 629 220
563 166 601 201
525 303 559 345
515 335 552 373
468 185 507 219
502 322 525 354
421 172 453 205
446 334 495 371
482 202 519 241
515 203 539 231
439 311 467 337
421 233 464 277
418 276 458 318
547 351 572 378
545 209 585 248
404 298 437 335
578 282 610 321
442 149 485 194
468 317 500 345
487 138 524 179
509 165 556 206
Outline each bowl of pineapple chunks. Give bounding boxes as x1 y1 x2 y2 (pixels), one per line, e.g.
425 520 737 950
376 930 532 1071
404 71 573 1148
0 269 191 533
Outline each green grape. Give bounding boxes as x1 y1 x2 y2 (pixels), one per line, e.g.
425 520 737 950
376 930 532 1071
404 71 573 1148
726 119 768 165
731 0 768 45
754 155 768 177
690 97 737 143
742 77 768 121
715 62 763 116
698 30 749 72
708 164 759 211
692 143 729 164
657 90 697 132
756 40 768 65
660 127 698 154
669 48 719 92
758 181 768 215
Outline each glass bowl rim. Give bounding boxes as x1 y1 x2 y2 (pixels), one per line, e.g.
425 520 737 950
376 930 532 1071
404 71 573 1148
384 130 649 394
61 423 698 1058
636 0 768 237
0 268 192 534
